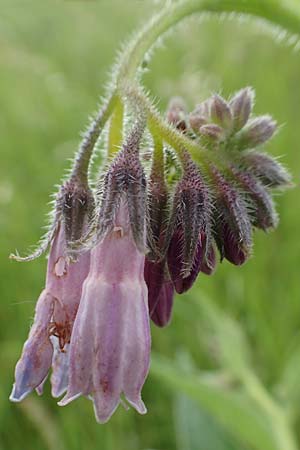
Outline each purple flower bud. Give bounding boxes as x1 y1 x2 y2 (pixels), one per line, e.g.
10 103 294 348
144 257 176 327
210 94 233 129
58 199 150 423
199 124 224 141
144 258 165 315
241 150 292 188
147 172 169 260
60 179 94 243
193 100 211 120
96 125 147 253
211 166 252 266
200 244 217 275
168 229 207 293
220 222 249 266
231 168 278 230
229 87 254 131
237 116 277 149
189 112 207 133
150 282 174 327
166 162 212 286
166 97 187 132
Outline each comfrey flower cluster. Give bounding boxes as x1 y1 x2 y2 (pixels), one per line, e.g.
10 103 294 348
10 87 291 423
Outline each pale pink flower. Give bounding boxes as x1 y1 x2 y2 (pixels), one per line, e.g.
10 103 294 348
10 223 90 402
59 199 150 423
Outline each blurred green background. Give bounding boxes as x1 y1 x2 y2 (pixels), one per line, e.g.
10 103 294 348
1 1 300 450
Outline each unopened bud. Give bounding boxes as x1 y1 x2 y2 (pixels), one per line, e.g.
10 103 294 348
147 174 169 260
241 151 292 188
237 116 277 149
165 163 212 291
229 87 254 131
193 100 211 120
60 180 94 244
211 166 252 266
210 94 233 129
231 168 278 230
199 124 224 141
200 244 216 275
217 222 250 266
150 282 174 327
96 123 147 252
168 229 207 293
144 259 165 314
189 112 207 133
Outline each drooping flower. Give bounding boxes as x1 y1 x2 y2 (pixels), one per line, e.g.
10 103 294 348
59 198 150 423
10 180 93 402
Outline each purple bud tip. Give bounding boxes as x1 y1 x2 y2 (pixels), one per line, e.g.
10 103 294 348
150 283 174 327
56 179 95 256
95 133 147 252
241 151 292 188
231 168 279 231
144 259 165 314
238 115 277 149
165 162 212 291
189 112 207 132
229 87 254 131
211 166 252 266
193 100 211 120
201 245 217 275
222 223 249 266
199 124 224 141
210 94 232 129
167 230 207 294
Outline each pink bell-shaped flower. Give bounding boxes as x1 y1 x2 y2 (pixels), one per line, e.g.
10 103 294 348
10 223 90 402
59 199 150 423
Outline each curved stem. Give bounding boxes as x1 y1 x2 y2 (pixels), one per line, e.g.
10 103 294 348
71 93 117 183
126 84 210 166
74 0 300 179
116 0 300 172
117 0 300 86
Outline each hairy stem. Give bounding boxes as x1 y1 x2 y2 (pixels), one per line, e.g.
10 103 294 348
71 93 117 183
117 0 300 85
126 85 210 166
74 0 300 176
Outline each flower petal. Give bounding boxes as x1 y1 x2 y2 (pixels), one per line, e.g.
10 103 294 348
50 338 70 398
10 290 54 402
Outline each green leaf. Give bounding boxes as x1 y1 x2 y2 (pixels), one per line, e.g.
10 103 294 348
151 354 277 450
276 345 300 410
194 296 251 379
174 393 240 450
